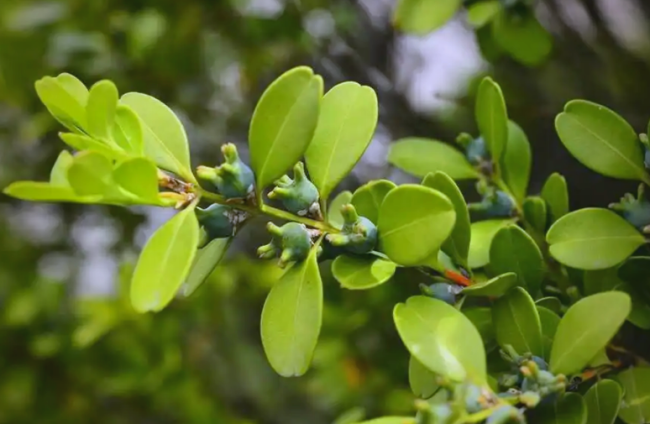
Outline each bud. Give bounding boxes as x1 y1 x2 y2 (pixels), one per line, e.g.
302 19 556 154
325 204 377 254
268 162 320 218
257 222 314 267
197 143 255 199
195 204 236 245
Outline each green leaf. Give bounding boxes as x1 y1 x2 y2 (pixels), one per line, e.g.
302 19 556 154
331 255 396 290
492 287 544 356
546 208 645 270
422 172 471 267
351 180 396 225
616 282 650 330
394 296 487 383
86 80 119 142
475 77 508 162
35 74 87 132
523 196 548 233
388 138 479 179
584 379 622 424
111 104 144 155
59 132 125 160
462 272 517 297
130 204 200 312
3 182 99 203
392 0 461 35
408 356 438 398
555 100 647 181
541 173 570 224
616 367 650 424
261 247 323 377
537 306 561 360
468 219 512 269
490 224 545 295
182 238 231 298
249 66 323 190
550 292 631 375
467 1 501 28
328 190 353 229
112 157 160 202
492 11 552 67
305 82 378 200
120 92 193 182
357 418 416 424
536 297 563 314
583 268 620 296
463 307 496 351
528 393 587 424
378 185 456 266
618 257 650 292
50 150 73 186
500 120 531 203
67 151 113 196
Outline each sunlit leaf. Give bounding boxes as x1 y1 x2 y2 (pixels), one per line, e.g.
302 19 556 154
492 10 552 67
393 0 461 35
409 355 438 398
476 77 508 161
541 172 570 224
67 150 113 196
50 150 73 186
462 272 517 297
500 121 531 203
468 219 512 268
328 190 353 229
86 80 119 143
182 238 231 298
351 180 396 224
331 255 396 290
492 287 543 356
388 138 478 179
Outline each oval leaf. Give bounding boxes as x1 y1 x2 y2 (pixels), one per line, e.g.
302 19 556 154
261 248 323 377
584 379 622 424
492 287 544 356
305 82 378 200
463 272 517 297
541 172 570 224
130 205 200 312
331 255 396 290
547 208 645 270
35 74 87 132
392 0 461 35
500 120 531 203
468 219 512 269
523 196 548 233
555 100 646 180
463 307 496 351
550 292 631 375
182 237 231 298
67 151 113 196
536 297 563 314
388 138 478 179
538 306 561 360
378 185 456 266
617 367 650 424
492 10 553 67
409 355 438 398
249 66 323 190
328 190 353 229
50 150 73 186
476 77 508 161
3 182 98 203
529 393 587 424
86 80 119 142
351 180 396 224
113 157 160 201
394 296 487 383
467 1 501 28
111 104 144 155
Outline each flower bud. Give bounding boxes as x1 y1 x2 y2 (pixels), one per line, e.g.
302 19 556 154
268 162 320 217
197 143 255 199
257 222 314 267
325 204 377 254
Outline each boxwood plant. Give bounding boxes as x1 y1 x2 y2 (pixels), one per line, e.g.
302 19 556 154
5 68 650 424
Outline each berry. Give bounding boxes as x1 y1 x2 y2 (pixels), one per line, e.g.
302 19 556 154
257 222 314 267
326 204 377 254
268 162 320 217
420 282 459 305
195 204 235 244
197 143 255 199
466 136 488 165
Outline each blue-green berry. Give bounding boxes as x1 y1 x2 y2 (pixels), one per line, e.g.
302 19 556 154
196 204 235 243
486 405 524 424
466 136 488 165
464 384 487 413
326 204 377 254
420 282 459 305
268 162 320 217
197 143 255 199
257 222 314 267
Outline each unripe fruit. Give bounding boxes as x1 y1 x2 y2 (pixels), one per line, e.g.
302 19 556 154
195 204 235 244
420 282 459 305
268 162 320 217
257 222 314 267
486 405 524 424
465 136 488 165
326 204 377 254
197 143 255 199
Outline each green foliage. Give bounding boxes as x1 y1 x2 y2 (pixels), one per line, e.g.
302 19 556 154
392 0 461 35
584 379 622 424
388 138 479 179
490 224 545 294
616 367 650 424
331 255 396 290
476 77 509 162
351 180 396 224
492 287 543 357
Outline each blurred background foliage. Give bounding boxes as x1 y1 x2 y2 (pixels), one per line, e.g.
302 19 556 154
2 0 650 423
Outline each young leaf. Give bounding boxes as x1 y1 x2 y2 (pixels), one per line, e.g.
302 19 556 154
394 296 487 383
584 379 622 424
468 219 512 269
3 182 98 203
546 208 645 270
422 172 471 267
500 121 531 204
67 151 113 196
50 150 73 186
261 247 323 377
523 196 548 233
331 255 396 290
305 82 378 200
467 1 501 28
388 138 478 179
351 180 395 224
537 306 561 360
249 66 323 190
462 272 517 297
528 393 587 424
111 104 144 155
408 356 438 398
555 100 647 181
492 11 552 67
328 190 353 229
86 80 119 142
475 77 508 162
490 224 545 295
182 238 231 298
120 92 194 182
541 172 570 224
550 292 631 375
35 74 88 132
616 367 650 424
492 287 544 356
463 307 497 351
392 0 461 35
59 132 125 160
112 157 160 202
130 205 200 312
378 185 456 266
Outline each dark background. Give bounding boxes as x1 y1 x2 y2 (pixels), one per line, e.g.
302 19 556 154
1 0 650 423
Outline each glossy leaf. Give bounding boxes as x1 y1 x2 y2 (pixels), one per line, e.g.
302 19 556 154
59 132 125 160
261 247 323 377
392 0 461 35
394 296 486 383
249 66 323 190
408 356 438 398
463 307 496 351
378 185 456 266
468 219 512 268
120 92 193 182
111 104 144 155
86 80 119 142
462 272 517 297
555 100 646 180
50 150 73 186
422 172 471 267
67 151 113 196
616 367 650 424
305 82 378 200
550 292 631 375
492 287 543 356
388 138 478 179
492 11 552 67
500 120 531 203
35 74 87 132
490 224 545 294
182 238 231 298
541 172 570 224
528 393 587 424
113 157 160 201
538 306 561 360
584 379 622 424
331 255 396 290
351 180 395 224
130 205 200 312
467 0 501 28
523 196 548 233
475 77 508 161
3 182 99 203
547 208 645 270
328 190 353 229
